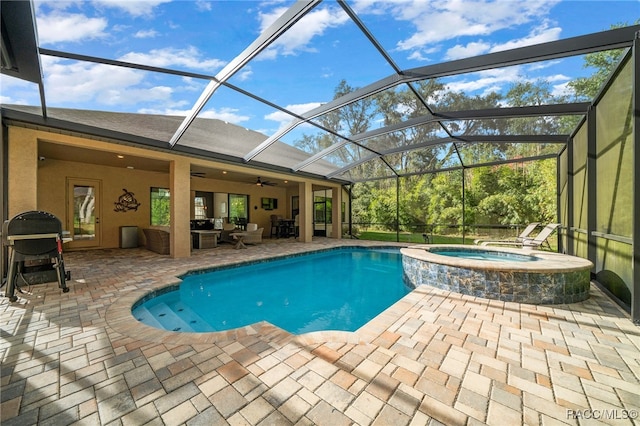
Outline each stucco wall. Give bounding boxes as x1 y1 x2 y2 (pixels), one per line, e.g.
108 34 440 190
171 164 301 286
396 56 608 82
38 158 169 249
7 125 343 254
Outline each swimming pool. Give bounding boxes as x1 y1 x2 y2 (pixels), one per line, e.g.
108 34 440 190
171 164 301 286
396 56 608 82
133 247 410 334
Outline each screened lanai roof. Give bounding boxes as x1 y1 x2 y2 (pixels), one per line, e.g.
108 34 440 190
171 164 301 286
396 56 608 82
2 1 639 183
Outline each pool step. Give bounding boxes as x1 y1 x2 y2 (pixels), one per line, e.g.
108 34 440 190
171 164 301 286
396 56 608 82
147 303 196 332
132 305 165 330
165 300 215 332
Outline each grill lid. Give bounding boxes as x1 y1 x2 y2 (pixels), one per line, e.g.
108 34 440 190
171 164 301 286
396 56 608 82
2 211 64 256
5 211 62 236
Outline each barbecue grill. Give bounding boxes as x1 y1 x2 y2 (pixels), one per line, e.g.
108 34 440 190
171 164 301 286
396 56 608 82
2 211 70 302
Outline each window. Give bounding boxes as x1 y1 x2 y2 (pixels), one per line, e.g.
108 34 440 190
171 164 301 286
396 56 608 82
229 194 249 227
194 196 207 219
151 187 170 226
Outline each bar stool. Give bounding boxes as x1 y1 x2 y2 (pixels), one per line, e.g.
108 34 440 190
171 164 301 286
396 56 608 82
270 214 279 238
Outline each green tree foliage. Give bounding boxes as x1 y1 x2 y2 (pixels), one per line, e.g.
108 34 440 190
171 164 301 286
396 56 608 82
567 49 625 99
567 23 636 99
295 80 376 169
297 35 625 234
568 49 626 99
150 188 170 226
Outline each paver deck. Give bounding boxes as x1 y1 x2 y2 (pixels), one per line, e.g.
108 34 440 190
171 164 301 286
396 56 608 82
1 239 639 425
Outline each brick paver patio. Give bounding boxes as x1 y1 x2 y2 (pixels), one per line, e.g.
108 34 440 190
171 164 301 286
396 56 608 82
1 239 639 425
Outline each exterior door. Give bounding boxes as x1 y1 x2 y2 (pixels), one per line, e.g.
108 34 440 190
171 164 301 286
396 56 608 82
229 194 249 229
313 200 326 236
67 178 101 248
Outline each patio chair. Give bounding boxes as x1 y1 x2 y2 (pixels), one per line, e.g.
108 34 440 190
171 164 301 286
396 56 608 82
270 214 280 238
243 223 263 244
474 222 540 245
480 223 560 250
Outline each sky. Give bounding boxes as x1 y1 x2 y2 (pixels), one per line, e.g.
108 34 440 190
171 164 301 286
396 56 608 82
1 0 638 139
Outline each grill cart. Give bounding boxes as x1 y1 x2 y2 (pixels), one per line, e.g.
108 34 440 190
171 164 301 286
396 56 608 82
2 211 70 302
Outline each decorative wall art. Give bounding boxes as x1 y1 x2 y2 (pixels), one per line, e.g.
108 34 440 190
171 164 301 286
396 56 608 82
114 188 141 212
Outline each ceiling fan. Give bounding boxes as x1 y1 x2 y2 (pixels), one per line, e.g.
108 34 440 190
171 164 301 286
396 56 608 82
255 177 276 187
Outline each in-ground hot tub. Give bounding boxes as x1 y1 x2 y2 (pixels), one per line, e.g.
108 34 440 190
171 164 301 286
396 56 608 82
401 245 593 304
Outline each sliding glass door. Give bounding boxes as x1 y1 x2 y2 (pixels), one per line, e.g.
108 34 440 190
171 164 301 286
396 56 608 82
229 193 249 229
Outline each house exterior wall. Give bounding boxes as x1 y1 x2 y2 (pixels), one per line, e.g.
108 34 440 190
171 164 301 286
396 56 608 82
5 124 343 257
38 158 170 249
8 127 38 216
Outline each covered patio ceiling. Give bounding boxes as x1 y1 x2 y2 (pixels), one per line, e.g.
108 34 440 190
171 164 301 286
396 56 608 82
2 1 639 184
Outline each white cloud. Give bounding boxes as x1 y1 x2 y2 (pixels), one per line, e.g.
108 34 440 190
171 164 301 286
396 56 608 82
145 107 250 123
35 0 170 45
266 102 323 120
551 81 571 97
377 0 560 55
236 68 254 82
119 47 226 72
264 102 323 132
446 41 491 60
36 12 108 44
257 5 350 59
444 67 523 94
195 0 212 12
40 57 177 106
92 0 171 17
527 59 562 71
441 59 570 97
443 22 562 61
0 75 36 105
489 23 562 52
479 85 502 97
406 45 441 62
541 73 570 83
199 107 251 123
407 50 431 62
134 29 159 39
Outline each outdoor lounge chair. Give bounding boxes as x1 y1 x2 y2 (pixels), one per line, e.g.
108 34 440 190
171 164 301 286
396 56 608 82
243 223 263 244
479 223 560 250
474 222 540 245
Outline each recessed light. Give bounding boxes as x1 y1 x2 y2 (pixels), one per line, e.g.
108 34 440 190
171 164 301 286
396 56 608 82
117 155 124 159
284 180 288 184
222 171 227 174
126 166 134 169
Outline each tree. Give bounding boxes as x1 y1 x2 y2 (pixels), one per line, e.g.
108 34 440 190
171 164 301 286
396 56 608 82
567 23 637 100
294 80 376 179
297 31 630 238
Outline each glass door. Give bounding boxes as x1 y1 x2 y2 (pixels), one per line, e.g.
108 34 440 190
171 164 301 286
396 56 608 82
229 193 249 229
313 189 333 237
67 178 101 248
313 200 326 236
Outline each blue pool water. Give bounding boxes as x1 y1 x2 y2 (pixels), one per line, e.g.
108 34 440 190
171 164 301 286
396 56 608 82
430 248 537 262
133 248 410 334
